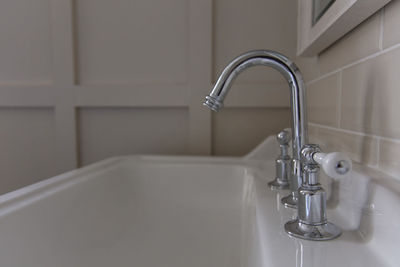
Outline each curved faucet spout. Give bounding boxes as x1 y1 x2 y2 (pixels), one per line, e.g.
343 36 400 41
203 50 308 207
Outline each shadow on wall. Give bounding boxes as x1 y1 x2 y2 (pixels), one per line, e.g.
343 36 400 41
211 107 291 156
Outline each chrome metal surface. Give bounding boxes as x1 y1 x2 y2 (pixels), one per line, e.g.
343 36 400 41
268 179 288 191
285 219 341 241
203 50 308 206
284 144 342 241
297 181 326 224
277 129 291 144
268 130 291 190
282 158 303 208
281 191 298 208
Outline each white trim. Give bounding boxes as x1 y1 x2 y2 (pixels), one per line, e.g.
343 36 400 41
379 9 385 50
298 0 391 56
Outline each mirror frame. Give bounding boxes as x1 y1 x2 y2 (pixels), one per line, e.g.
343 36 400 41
297 0 391 56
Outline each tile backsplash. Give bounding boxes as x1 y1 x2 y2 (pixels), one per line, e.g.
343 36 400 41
298 0 400 180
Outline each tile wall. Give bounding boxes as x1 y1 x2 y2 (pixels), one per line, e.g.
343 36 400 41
297 0 400 180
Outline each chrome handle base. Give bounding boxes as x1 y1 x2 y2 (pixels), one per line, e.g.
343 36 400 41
285 172 341 241
284 219 341 241
284 144 342 241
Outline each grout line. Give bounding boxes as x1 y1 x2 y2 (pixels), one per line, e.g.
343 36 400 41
376 137 381 169
307 41 400 85
309 122 372 137
306 70 340 86
308 122 400 143
337 70 342 128
379 9 384 50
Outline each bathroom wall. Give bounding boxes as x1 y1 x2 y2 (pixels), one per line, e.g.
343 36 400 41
212 0 294 155
299 0 400 180
0 0 294 193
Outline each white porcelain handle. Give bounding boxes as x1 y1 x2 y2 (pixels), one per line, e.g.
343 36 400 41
313 152 352 179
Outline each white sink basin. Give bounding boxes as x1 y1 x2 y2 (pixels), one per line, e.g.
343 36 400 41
0 136 398 266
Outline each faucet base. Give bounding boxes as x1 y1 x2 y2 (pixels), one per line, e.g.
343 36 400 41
281 193 297 208
268 178 290 190
284 219 341 241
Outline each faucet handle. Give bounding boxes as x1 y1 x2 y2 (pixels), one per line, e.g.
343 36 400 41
313 152 352 179
302 145 352 180
268 129 292 190
276 129 291 146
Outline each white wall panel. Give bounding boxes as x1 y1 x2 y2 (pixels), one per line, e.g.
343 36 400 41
0 0 52 85
75 0 189 85
78 108 190 165
0 108 58 194
212 108 291 156
0 0 297 192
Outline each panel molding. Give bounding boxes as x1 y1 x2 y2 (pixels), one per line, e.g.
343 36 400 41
50 0 78 172
187 0 213 155
75 85 188 107
0 0 293 172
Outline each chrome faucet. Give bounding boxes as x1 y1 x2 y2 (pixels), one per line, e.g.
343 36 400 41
285 144 351 240
204 50 308 208
204 50 352 241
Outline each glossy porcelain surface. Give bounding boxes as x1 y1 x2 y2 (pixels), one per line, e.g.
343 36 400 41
0 136 398 266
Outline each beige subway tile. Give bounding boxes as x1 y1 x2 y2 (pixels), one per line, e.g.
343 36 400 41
383 0 400 48
308 124 319 139
295 56 320 82
307 73 340 127
308 125 378 166
308 125 325 146
341 46 400 139
319 12 381 74
379 139 400 180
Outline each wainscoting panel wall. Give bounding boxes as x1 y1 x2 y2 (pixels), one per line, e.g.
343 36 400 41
0 0 295 193
0 108 58 193
0 0 52 85
75 0 189 85
78 108 190 165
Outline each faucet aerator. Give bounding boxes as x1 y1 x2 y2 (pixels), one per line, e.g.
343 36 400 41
203 95 223 112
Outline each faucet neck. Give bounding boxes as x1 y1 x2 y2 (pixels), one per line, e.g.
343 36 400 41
206 50 308 161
